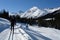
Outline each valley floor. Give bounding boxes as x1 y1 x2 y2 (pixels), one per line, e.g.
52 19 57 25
0 23 60 40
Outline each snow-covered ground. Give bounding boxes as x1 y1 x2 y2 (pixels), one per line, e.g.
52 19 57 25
0 18 60 40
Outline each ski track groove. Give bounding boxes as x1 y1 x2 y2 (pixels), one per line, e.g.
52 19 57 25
8 30 12 40
0 23 51 40
16 25 32 40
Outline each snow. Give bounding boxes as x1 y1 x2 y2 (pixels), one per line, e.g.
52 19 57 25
0 18 60 40
20 6 60 18
0 18 10 33
44 18 55 20
20 6 46 18
9 12 19 16
28 26 60 40
8 6 60 18
44 7 60 13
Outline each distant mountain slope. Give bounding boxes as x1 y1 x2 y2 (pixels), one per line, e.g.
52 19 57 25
38 9 60 19
20 7 46 18
20 6 60 18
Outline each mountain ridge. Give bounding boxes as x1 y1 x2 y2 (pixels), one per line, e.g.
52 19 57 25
20 6 60 18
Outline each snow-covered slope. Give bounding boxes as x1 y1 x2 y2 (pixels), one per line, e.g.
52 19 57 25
20 7 46 18
8 6 60 18
44 7 60 13
20 7 60 18
28 25 60 40
0 18 10 33
0 18 60 40
9 10 24 16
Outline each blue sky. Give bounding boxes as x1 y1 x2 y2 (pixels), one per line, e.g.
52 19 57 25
0 0 60 12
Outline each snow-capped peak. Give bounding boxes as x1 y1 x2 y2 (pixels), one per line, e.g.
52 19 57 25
21 6 46 18
44 7 60 13
25 6 40 13
29 6 39 11
17 6 60 18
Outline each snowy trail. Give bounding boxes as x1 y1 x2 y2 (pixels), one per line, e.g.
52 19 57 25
13 25 32 40
0 23 51 40
0 24 32 40
0 23 60 40
1 18 60 40
22 27 51 40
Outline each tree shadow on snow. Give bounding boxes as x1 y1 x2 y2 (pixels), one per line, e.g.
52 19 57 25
0 25 10 33
23 28 51 40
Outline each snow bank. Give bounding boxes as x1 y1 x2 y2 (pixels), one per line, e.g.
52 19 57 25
0 18 10 33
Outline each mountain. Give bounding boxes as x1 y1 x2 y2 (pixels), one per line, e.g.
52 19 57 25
39 9 60 19
9 12 18 16
20 6 60 18
9 10 24 17
44 7 60 13
20 6 46 18
8 6 60 18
